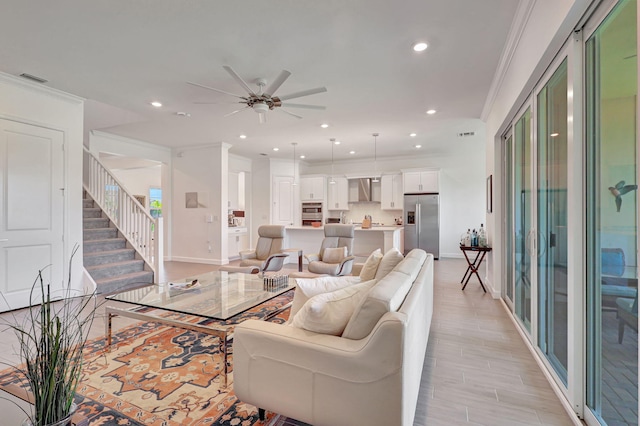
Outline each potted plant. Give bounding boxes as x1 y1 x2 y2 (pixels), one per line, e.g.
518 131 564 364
3 246 97 426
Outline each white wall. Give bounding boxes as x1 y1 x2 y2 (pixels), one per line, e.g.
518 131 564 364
0 72 84 290
171 144 229 264
303 127 487 259
484 0 592 295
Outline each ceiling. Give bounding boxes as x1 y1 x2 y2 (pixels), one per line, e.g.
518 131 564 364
0 0 520 163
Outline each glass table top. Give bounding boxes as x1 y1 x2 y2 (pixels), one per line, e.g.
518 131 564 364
106 271 295 321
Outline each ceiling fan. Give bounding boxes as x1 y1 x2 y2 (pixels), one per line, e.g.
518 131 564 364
187 65 327 123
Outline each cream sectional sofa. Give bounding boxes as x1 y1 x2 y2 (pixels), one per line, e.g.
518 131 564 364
233 249 434 426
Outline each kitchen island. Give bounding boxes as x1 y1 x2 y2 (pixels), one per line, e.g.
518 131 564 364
285 225 404 264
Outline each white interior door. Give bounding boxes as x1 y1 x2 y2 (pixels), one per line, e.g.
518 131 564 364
0 119 64 311
272 176 294 226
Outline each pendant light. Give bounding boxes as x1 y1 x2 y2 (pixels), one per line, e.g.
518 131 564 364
329 138 336 184
291 142 298 186
372 133 380 183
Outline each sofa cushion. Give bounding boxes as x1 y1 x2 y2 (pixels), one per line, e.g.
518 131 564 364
323 246 347 263
290 275 361 319
374 248 404 280
342 267 415 340
359 248 383 281
291 279 376 335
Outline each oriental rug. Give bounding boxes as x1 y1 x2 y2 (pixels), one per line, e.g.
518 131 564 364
0 289 294 426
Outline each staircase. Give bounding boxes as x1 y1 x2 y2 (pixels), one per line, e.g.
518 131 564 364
83 195 154 295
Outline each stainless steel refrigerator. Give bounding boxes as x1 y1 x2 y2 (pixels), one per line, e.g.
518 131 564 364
404 193 439 258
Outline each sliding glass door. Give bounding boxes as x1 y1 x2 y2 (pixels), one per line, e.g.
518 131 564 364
585 0 638 424
537 59 569 383
504 133 514 305
512 107 533 333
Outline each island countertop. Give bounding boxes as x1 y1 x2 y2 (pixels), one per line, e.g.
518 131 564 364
286 225 403 231
284 225 404 262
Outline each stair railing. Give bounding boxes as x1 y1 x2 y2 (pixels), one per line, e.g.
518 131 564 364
83 147 158 280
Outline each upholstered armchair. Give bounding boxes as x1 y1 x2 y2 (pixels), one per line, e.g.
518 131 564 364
239 225 288 272
304 224 356 276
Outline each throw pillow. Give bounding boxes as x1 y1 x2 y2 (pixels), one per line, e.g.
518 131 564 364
359 248 383 281
374 248 404 280
291 279 376 335
289 275 361 319
323 246 347 263
342 271 413 340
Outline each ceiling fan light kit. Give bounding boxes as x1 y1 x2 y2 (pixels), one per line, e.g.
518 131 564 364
188 65 327 123
253 102 269 114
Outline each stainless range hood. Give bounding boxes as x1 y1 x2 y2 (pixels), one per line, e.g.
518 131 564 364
349 178 378 202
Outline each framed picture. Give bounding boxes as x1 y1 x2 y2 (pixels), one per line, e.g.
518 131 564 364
486 175 493 213
133 195 146 208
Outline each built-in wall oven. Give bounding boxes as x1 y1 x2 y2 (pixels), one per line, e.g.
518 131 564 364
302 202 323 226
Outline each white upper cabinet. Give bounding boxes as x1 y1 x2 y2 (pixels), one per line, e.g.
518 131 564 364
327 177 349 210
403 171 439 193
380 174 403 210
300 176 325 201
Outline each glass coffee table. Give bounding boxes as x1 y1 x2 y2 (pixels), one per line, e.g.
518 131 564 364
105 271 295 387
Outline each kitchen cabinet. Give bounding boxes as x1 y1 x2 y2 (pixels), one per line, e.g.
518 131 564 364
380 174 403 210
228 227 248 260
327 177 349 210
300 176 325 201
403 171 439 193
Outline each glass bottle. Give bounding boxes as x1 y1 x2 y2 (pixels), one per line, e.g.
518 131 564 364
478 223 487 247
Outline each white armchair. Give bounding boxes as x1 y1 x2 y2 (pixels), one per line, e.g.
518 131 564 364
304 224 356 276
239 225 287 272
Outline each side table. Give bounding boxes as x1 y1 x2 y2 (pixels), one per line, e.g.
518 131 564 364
459 246 492 293
283 248 303 272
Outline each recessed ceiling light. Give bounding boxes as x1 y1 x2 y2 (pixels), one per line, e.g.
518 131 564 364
321 123 329 128
300 155 306 159
176 111 191 117
415 144 422 149
413 42 428 52
273 147 279 151
550 133 559 137
151 101 162 108
349 151 355 154
239 134 247 139
410 133 417 137
426 109 436 115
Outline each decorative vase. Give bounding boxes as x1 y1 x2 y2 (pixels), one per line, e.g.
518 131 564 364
21 403 77 426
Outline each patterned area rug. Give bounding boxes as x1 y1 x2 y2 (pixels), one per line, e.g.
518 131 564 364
0 289 294 426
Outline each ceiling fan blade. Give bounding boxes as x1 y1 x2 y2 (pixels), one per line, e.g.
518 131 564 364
278 109 303 119
278 86 327 101
223 65 257 96
281 103 326 110
258 112 267 124
193 100 245 104
263 70 291 97
186 81 245 98
224 106 251 117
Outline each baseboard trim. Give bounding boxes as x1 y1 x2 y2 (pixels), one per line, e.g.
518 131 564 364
170 256 226 265
440 252 464 259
